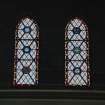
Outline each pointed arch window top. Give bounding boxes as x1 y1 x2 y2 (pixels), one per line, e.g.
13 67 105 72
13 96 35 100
17 17 37 39
67 18 87 40
18 18 33 29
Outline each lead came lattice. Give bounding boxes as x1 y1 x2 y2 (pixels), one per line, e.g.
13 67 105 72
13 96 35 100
14 17 39 85
65 18 90 86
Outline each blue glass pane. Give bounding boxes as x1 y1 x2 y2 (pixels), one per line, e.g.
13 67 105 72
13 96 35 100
23 46 31 53
73 27 81 34
23 27 31 33
73 68 81 75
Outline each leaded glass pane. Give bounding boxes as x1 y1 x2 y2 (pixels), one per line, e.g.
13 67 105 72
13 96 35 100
65 18 90 86
14 17 39 86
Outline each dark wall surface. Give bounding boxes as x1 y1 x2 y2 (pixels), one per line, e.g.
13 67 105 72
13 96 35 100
0 0 104 90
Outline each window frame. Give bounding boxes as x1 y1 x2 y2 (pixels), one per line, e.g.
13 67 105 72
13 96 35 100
13 16 39 87
65 17 90 87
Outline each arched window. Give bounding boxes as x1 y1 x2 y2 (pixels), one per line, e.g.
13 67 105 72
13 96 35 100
13 17 39 86
65 18 90 86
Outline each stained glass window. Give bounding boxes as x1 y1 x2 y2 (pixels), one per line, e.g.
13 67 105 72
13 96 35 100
65 18 90 86
13 17 39 86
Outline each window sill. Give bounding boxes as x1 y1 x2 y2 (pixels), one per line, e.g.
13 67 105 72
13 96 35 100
0 89 105 99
